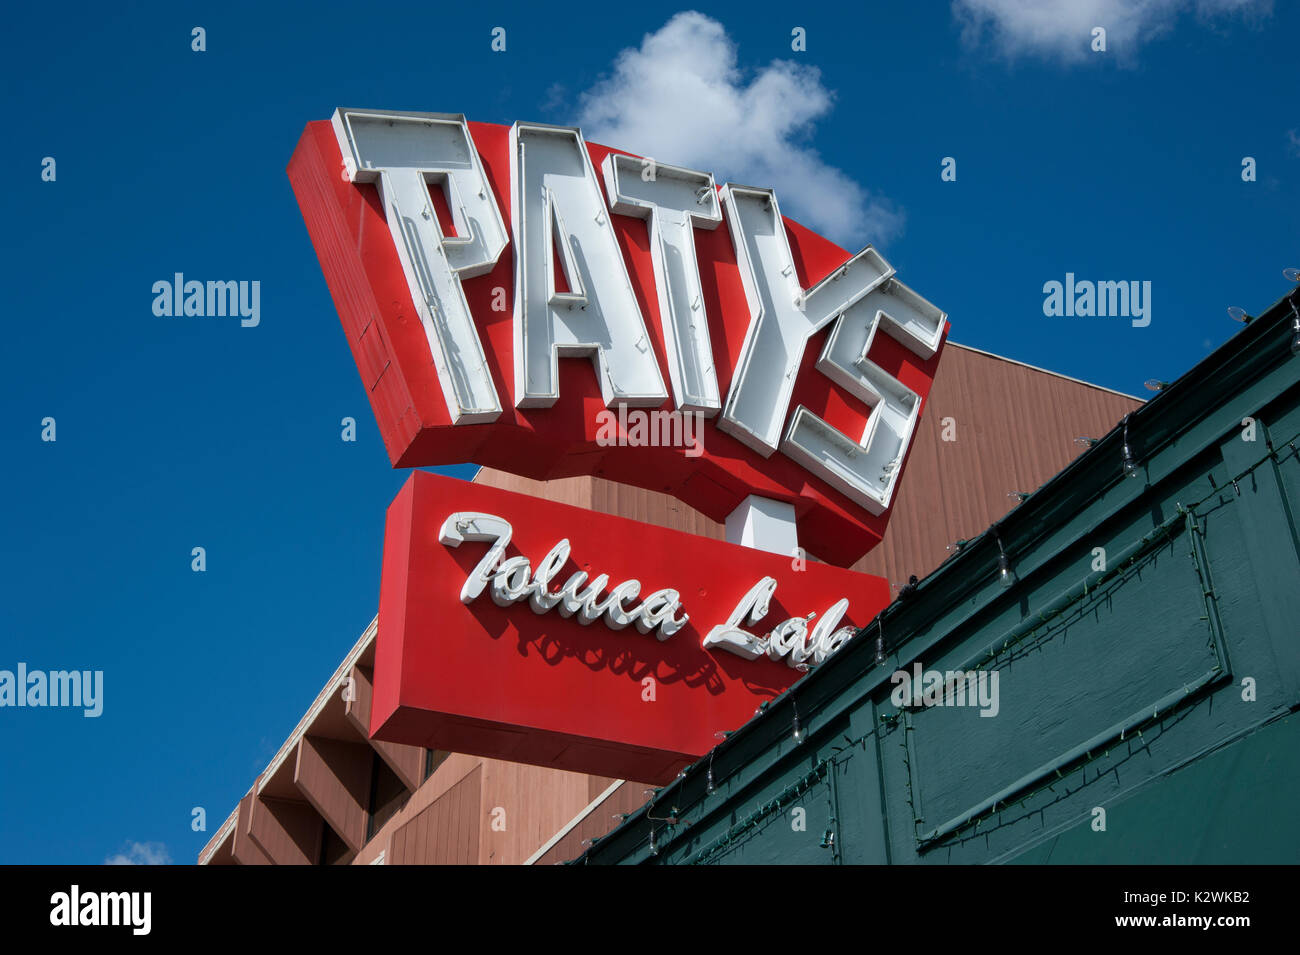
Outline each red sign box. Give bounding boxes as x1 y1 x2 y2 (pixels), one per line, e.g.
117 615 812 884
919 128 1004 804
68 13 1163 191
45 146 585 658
374 471 889 783
289 117 947 566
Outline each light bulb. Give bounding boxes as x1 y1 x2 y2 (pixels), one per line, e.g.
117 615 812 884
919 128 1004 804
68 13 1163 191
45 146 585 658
1284 268 1300 283
1074 437 1099 448
1227 306 1251 324
648 829 659 856
792 714 805 745
1291 313 1300 356
1121 413 1141 479
1144 379 1169 393
1122 443 1140 478
997 552 1014 589
706 767 715 795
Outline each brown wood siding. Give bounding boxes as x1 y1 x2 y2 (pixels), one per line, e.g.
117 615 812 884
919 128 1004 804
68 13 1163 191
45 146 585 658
294 735 372 851
588 775 619 801
850 345 1141 585
588 479 726 539
472 469 595 510
534 781 658 866
476 761 597 864
231 789 271 866
389 765 482 864
247 794 321 865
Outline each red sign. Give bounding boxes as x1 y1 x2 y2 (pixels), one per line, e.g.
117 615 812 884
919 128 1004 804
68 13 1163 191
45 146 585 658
289 110 948 566
374 471 889 783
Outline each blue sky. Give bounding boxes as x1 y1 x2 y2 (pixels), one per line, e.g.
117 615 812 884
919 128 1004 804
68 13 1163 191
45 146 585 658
1 1 1296 863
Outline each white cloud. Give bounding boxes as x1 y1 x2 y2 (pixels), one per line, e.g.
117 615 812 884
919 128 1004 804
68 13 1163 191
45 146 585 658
952 0 1271 62
575 12 902 249
105 841 171 865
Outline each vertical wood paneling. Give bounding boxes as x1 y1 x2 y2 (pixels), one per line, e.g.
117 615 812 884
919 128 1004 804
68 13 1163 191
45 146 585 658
850 345 1141 585
476 761 595 864
589 479 726 540
533 780 656 865
388 765 483 865
474 469 595 510
588 774 618 801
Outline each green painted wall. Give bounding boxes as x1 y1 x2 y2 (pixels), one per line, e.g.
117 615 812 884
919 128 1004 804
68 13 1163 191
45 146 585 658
580 293 1300 866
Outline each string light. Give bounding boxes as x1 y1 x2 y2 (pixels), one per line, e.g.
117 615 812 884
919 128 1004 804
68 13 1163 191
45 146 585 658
1227 306 1252 324
1074 437 1099 448
791 698 806 745
1144 379 1170 392
684 760 832 865
1121 413 1140 479
1284 268 1300 282
994 530 1015 589
1007 491 1030 502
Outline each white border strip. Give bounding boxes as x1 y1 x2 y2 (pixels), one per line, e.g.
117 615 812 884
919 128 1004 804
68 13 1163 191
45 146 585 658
197 808 239 866
524 780 625 865
947 341 1144 403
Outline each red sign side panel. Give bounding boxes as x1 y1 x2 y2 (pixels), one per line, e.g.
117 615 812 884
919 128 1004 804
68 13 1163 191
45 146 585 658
373 474 416 735
372 471 890 783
